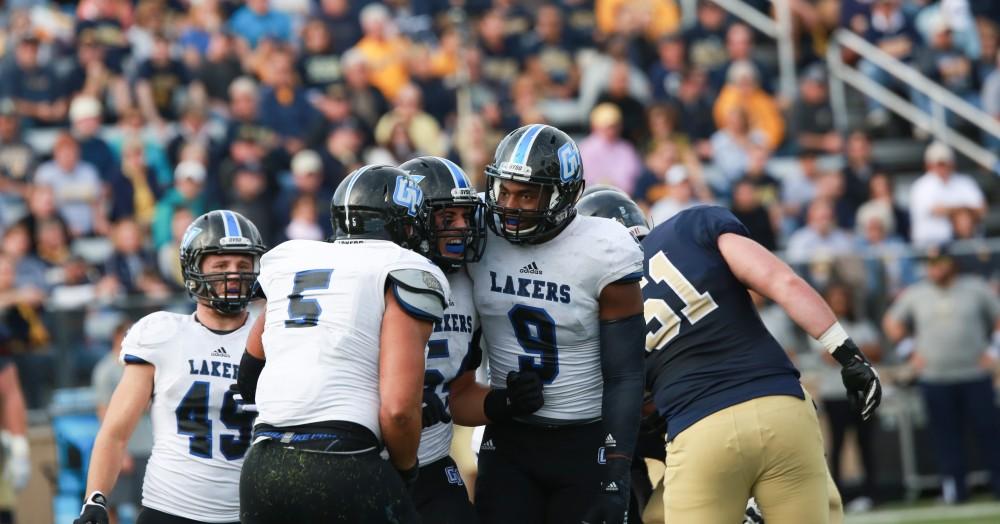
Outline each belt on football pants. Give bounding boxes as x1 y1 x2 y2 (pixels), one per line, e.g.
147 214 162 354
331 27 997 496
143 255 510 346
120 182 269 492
252 421 380 454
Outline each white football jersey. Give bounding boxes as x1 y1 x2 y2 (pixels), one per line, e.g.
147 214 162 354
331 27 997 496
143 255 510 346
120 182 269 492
119 311 254 523
254 239 450 440
468 215 643 421
418 271 480 465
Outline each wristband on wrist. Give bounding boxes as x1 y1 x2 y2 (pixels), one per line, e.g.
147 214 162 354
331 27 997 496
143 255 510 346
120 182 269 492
818 322 849 354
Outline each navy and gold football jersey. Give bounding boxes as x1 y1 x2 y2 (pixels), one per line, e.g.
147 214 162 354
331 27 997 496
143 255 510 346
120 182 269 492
641 206 802 439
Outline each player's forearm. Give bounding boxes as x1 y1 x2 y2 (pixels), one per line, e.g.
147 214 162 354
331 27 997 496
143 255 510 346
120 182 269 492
599 314 645 461
85 430 129 496
0 368 27 434
449 382 491 427
771 273 838 339
379 407 421 470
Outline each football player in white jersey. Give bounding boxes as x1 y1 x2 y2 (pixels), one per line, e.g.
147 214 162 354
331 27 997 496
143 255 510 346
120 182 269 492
76 210 266 524
465 124 646 524
400 156 544 524
236 166 450 523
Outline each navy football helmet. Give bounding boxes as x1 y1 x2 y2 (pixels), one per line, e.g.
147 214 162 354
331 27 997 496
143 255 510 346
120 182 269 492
576 189 651 241
485 124 585 244
331 164 426 250
179 210 266 315
400 156 486 272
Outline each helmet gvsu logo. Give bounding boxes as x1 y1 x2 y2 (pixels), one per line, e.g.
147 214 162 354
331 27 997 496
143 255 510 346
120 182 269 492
392 175 424 217
557 142 581 182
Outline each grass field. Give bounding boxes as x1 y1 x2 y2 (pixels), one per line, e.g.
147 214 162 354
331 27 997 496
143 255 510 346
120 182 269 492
845 500 1000 524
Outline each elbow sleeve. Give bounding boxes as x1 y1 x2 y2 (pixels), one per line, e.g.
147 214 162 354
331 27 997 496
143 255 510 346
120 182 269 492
237 351 266 404
599 313 646 460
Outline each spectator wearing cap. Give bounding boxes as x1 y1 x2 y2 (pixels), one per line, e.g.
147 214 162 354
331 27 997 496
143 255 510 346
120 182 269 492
649 165 711 225
913 16 979 126
858 0 920 127
33 133 106 238
909 142 986 246
785 198 855 265
883 245 1000 504
523 5 583 102
70 96 118 182
351 3 410 101
0 99 36 205
1 36 66 127
579 103 643 194
152 161 207 249
136 33 190 126
228 0 293 49
712 60 784 150
683 0 731 72
374 83 447 158
790 64 841 155
649 33 687 102
276 149 334 242
595 61 648 145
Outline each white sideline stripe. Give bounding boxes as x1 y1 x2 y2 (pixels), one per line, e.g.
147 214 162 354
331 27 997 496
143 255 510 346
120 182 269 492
845 502 1000 524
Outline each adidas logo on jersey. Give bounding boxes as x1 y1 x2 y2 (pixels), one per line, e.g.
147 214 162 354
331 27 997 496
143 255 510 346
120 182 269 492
481 439 496 452
211 347 230 358
604 434 617 447
519 262 542 275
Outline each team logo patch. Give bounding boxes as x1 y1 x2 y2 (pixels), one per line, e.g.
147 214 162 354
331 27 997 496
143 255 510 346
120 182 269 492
392 175 424 217
444 466 464 486
422 272 443 293
557 142 581 182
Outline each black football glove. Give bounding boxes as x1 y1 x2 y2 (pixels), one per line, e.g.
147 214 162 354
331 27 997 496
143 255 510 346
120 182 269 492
421 389 452 428
484 370 544 422
228 383 258 414
581 475 629 524
397 459 419 488
74 491 110 524
832 339 882 420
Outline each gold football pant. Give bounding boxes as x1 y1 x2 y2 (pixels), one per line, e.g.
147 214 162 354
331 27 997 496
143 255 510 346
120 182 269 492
662 392 832 524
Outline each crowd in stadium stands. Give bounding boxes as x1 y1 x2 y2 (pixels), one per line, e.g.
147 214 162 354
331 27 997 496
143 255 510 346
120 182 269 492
0 0 998 514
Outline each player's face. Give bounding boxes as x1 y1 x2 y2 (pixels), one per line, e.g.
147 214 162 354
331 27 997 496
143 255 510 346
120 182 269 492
493 179 549 231
434 205 474 259
201 253 255 298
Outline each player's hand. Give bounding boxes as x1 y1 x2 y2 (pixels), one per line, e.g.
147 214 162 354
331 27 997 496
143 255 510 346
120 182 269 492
832 340 882 420
74 491 110 524
506 370 544 414
580 480 628 524
228 383 258 414
421 389 452 428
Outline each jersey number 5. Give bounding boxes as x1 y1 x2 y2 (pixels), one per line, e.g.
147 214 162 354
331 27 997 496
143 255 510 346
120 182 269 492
642 251 718 353
285 269 334 328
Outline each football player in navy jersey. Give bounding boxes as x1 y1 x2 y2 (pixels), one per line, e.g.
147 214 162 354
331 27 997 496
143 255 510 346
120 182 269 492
463 124 645 524
641 205 880 523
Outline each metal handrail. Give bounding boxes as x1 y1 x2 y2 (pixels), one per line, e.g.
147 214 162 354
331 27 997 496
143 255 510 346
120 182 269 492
828 29 1000 173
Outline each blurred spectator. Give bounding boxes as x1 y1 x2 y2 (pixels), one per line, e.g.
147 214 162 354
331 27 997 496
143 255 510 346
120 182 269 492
859 0 919 127
812 283 880 508
713 60 784 150
110 137 163 225
596 61 648 145
298 19 344 92
523 4 582 102
14 185 70 256
632 140 682 208
35 218 72 273
781 151 821 227
883 246 1000 504
319 121 363 189
909 142 986 246
856 201 916 313
33 133 107 238
0 99 35 206
644 103 692 156
649 34 686 102
0 251 49 408
318 0 363 53
227 164 274 245
406 46 456 126
750 290 802 354
128 0 166 65
982 50 1000 149
712 23 773 94
949 208 997 283
75 0 132 76
228 0 293 49
285 194 326 241
731 179 778 250
710 108 766 184
102 218 170 298
741 146 783 211
0 356 29 508
814 171 856 229
70 96 118 182
842 131 878 215
649 165 711 225
2 36 67 127
790 64 841 155
374 83 447 159
913 17 979 124
167 104 220 168
136 33 190 126
1 223 47 292
225 77 278 153
451 115 502 190
352 3 410 101
786 199 855 264
63 32 131 118
104 107 174 188
91 320 152 522
684 0 731 72
856 173 909 241
337 50 391 134
672 68 716 159
157 207 195 290
152 161 207 249
595 0 680 41
257 49 315 149
477 8 525 94
580 103 642 194
191 33 243 111
276 149 334 242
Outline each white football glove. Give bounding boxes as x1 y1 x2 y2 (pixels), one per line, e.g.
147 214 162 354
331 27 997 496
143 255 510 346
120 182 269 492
1 431 30 491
